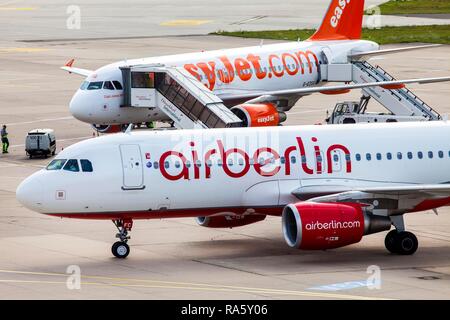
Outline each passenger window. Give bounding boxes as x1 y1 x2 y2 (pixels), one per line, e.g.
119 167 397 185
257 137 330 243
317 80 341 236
103 81 114 90
46 159 67 170
366 153 371 161
291 156 296 164
175 161 181 168
387 152 392 160
186 161 191 168
153 162 159 169
333 154 338 162
80 159 93 172
63 159 79 172
164 161 169 168
280 157 286 164
196 160 202 167
376 153 382 160
113 81 123 90
439 151 444 158
428 151 433 159
407 152 413 159
418 151 423 159
87 82 103 90
356 154 361 161
397 152 402 160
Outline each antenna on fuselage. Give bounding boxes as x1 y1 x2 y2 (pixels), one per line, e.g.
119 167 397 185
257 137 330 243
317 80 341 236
259 39 264 47
125 123 133 134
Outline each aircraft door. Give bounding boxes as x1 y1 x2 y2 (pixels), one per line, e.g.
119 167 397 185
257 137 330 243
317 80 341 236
119 144 145 190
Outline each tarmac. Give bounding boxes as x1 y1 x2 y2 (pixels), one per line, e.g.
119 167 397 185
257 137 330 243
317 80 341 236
0 1 449 300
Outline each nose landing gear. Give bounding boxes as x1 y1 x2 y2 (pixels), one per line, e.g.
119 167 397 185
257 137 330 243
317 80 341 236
112 219 133 258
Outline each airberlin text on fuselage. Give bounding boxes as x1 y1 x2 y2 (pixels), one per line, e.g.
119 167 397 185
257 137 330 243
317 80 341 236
150 137 352 181
183 50 320 91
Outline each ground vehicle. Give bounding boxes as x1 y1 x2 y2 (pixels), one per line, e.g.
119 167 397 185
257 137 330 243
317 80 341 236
325 97 426 124
25 129 56 158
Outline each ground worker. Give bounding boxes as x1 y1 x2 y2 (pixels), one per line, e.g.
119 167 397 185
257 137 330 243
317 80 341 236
1 125 9 154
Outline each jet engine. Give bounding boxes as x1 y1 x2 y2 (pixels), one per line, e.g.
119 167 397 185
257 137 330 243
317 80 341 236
91 124 123 133
282 202 391 250
196 215 266 228
231 103 286 127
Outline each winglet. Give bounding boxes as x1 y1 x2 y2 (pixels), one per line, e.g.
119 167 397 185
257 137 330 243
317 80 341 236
308 0 365 41
65 58 75 67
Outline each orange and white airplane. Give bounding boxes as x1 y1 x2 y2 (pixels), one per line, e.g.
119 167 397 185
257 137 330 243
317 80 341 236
63 0 448 132
16 121 450 258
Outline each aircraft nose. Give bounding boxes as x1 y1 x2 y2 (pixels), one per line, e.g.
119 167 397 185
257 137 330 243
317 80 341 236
16 174 44 212
69 91 91 122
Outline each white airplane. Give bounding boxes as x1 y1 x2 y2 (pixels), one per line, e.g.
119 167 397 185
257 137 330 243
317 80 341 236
63 0 448 132
17 121 450 258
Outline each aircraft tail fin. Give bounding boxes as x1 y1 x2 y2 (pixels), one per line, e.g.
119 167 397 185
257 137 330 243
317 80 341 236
308 0 365 41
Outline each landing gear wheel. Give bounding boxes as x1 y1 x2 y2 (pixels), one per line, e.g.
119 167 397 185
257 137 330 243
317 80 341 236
112 241 130 258
395 231 418 255
111 219 133 258
384 230 399 254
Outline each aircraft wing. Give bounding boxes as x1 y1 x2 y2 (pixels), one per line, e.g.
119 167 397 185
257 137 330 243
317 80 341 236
292 184 450 213
349 44 442 61
293 184 450 200
230 76 450 101
60 59 93 77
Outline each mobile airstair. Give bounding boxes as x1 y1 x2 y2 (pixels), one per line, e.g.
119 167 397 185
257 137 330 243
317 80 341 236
320 60 441 121
120 64 242 129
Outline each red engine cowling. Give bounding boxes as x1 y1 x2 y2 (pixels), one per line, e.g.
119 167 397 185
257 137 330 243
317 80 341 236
196 215 266 228
91 124 123 133
231 103 286 127
282 202 390 250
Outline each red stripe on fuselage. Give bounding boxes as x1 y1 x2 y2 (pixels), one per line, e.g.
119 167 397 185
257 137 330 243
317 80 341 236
44 206 284 220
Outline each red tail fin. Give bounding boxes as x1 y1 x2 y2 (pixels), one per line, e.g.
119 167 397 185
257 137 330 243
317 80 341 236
308 0 364 41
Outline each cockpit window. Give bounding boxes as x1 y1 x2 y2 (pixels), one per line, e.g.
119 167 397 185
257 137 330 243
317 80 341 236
63 159 80 172
46 159 67 170
113 81 123 90
80 81 89 90
87 81 103 90
103 81 114 90
80 159 93 172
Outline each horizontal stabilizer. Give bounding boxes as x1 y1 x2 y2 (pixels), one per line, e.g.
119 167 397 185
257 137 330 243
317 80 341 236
349 44 442 61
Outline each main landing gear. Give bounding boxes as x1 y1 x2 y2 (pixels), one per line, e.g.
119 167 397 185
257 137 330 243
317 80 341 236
384 215 418 255
112 219 133 258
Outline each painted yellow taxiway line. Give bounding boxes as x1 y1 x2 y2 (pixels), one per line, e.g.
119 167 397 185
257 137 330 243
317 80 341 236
160 19 213 26
0 269 391 300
